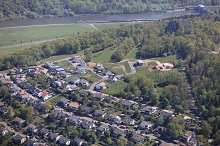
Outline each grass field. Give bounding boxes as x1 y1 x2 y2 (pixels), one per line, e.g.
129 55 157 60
103 80 128 95
78 73 102 83
0 23 128 47
150 55 179 64
37 55 71 64
93 47 117 63
103 62 125 75
125 47 139 59
57 60 73 69
119 61 131 73
49 95 64 104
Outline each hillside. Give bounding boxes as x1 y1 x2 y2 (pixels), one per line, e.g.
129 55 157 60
0 0 219 20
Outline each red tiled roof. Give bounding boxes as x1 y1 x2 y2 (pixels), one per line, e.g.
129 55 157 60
69 102 79 109
110 114 118 118
41 91 48 98
15 117 24 122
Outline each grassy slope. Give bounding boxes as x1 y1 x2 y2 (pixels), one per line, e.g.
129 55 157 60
93 47 117 63
103 80 128 95
49 95 64 104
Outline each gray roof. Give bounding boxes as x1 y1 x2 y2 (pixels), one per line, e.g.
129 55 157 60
40 128 49 134
140 121 152 126
59 136 70 143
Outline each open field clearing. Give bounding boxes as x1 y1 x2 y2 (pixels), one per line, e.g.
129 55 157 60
103 80 128 95
93 47 117 63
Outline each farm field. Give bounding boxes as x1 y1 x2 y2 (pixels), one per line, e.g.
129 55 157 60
0 23 127 47
92 47 117 63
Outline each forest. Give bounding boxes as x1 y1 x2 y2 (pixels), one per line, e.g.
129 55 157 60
1 13 220 144
0 0 219 20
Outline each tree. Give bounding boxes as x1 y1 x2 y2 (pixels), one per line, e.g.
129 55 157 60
7 106 14 117
167 122 183 140
106 138 113 145
200 122 212 138
116 136 128 146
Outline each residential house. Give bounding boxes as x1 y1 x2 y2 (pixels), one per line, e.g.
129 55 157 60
122 117 135 125
59 97 70 107
94 63 105 72
70 76 80 85
52 110 68 120
97 124 109 135
40 91 51 101
78 61 86 67
34 103 44 112
77 68 87 74
62 83 71 90
81 120 96 129
136 60 144 66
90 92 104 101
159 110 174 120
104 96 116 103
27 124 38 133
13 134 26 144
139 121 153 130
26 139 38 146
131 134 145 144
58 136 71 145
55 67 65 74
79 89 89 97
14 117 25 124
0 126 8 136
62 73 72 78
49 133 60 141
82 106 92 113
182 131 195 142
95 82 106 90
22 82 32 90
79 79 89 86
15 77 26 84
108 75 118 82
55 80 63 87
9 86 21 96
9 67 22 75
141 106 158 114
74 138 86 146
113 128 126 138
103 70 113 76
94 110 107 118
68 115 82 126
71 55 81 63
16 73 26 78
108 114 121 124
32 88 42 98
69 102 80 112
0 106 8 115
121 100 136 110
40 128 49 137
45 62 60 70
0 79 13 87
188 138 197 146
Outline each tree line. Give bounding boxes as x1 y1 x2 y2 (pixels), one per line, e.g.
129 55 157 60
1 0 219 20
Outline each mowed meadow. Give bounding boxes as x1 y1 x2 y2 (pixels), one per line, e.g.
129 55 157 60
0 23 125 58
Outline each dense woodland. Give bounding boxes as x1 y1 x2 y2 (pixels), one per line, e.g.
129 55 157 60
1 13 220 144
0 0 219 20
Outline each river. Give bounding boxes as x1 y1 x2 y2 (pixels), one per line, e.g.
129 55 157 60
0 10 196 28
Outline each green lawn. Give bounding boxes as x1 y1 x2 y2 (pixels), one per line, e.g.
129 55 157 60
57 60 73 69
103 62 125 75
125 47 139 59
78 73 102 83
150 55 179 64
94 22 135 30
128 66 178 82
93 47 117 63
49 95 64 104
147 62 157 66
0 24 96 47
103 80 128 95
119 61 131 73
37 55 71 64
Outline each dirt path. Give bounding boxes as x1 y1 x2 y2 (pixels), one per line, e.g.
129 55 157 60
89 24 98 30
